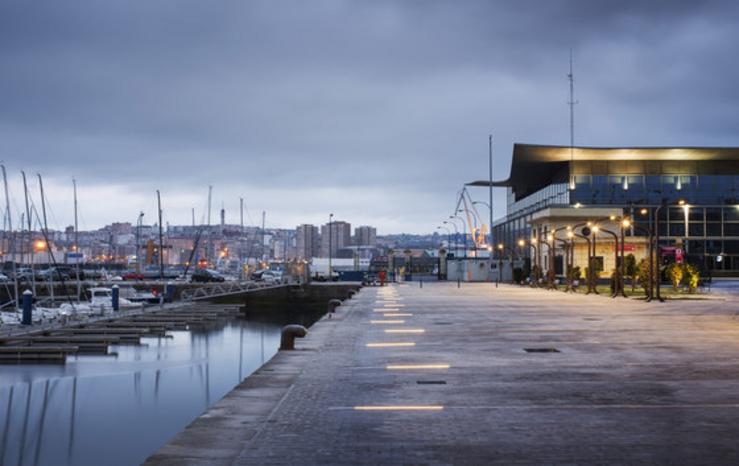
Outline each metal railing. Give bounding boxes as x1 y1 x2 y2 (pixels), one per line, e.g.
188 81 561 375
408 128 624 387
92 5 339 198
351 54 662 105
180 279 292 301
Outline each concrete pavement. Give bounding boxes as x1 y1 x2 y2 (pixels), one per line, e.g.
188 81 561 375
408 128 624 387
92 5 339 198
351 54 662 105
146 282 739 465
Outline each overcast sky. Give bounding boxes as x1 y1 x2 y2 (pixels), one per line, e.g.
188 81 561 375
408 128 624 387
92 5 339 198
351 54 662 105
1 0 737 234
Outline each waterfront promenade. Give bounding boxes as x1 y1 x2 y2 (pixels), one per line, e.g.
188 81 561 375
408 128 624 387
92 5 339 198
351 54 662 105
147 283 739 465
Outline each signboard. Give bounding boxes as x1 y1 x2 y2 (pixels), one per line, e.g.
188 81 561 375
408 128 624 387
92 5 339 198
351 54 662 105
675 248 684 264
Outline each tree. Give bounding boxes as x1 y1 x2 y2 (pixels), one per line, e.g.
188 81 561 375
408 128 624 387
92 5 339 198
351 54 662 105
636 258 653 295
624 254 638 292
666 262 683 292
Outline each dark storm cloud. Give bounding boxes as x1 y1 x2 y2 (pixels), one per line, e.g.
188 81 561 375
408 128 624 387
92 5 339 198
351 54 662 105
0 0 737 231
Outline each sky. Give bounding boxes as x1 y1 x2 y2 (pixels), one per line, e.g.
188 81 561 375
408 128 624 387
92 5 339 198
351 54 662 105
1 0 738 234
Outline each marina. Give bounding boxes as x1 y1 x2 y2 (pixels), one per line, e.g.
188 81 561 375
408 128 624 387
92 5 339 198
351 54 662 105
0 298 328 466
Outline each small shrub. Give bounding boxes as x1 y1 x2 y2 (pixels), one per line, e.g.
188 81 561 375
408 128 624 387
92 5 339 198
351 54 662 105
681 263 700 293
666 262 683 291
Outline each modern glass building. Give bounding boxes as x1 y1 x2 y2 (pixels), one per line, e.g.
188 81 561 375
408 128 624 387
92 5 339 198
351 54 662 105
469 144 739 275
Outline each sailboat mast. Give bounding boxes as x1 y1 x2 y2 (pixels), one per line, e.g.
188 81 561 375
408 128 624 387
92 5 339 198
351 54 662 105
37 173 54 305
2 165 19 307
21 171 36 297
73 179 81 300
157 190 164 281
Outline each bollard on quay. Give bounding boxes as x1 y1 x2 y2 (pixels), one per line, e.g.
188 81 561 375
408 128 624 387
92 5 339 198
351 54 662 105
347 289 357 299
280 324 308 350
112 285 120 311
420 279 423 289
21 289 33 325
165 282 175 303
327 298 342 313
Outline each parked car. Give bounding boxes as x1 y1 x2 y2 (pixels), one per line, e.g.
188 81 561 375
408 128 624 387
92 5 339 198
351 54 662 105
36 267 71 282
261 270 284 285
191 269 225 283
15 267 35 283
0 273 9 282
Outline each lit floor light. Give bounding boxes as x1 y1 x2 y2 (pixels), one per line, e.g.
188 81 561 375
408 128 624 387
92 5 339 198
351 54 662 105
384 304 405 307
374 308 399 312
384 329 425 334
383 313 413 317
370 320 406 324
366 342 416 348
353 405 443 411
386 364 450 370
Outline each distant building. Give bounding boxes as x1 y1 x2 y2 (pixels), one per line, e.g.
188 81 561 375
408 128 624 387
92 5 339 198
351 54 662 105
320 221 351 257
296 224 320 260
354 225 377 246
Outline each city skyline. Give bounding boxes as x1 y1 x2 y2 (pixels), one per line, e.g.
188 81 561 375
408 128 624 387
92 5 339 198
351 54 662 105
2 1 738 233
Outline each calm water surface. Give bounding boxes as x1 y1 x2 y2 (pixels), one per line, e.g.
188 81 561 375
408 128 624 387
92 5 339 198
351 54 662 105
0 308 319 466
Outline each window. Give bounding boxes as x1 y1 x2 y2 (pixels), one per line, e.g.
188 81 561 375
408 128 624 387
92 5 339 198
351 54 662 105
688 223 704 237
669 224 685 236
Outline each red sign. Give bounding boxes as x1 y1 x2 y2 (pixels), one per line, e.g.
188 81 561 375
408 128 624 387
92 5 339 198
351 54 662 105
675 248 684 264
615 244 637 252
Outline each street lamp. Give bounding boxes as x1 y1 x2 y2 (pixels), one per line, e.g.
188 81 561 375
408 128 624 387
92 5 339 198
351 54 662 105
443 220 459 256
437 226 451 253
653 199 687 302
449 215 466 258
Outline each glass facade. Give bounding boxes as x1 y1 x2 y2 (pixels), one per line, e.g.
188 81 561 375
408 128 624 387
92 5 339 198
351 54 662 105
493 157 739 273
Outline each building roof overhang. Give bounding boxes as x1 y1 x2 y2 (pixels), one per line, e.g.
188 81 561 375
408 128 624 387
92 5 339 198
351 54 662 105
467 143 739 198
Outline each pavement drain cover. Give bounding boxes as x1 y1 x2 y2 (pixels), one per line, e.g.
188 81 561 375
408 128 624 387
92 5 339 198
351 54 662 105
583 318 601 321
417 380 447 385
523 348 560 353
433 322 453 325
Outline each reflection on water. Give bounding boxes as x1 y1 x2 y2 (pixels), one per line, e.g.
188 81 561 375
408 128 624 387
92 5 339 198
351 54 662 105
0 308 319 466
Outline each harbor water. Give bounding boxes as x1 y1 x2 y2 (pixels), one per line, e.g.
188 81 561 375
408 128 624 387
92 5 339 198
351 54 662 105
0 306 323 466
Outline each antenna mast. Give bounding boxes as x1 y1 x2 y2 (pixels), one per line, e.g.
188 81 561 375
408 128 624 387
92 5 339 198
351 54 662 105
567 49 578 190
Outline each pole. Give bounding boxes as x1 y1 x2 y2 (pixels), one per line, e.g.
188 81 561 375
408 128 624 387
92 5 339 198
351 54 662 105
21 173 36 297
261 210 266 262
654 204 664 302
73 179 81 301
1 166 18 307
328 213 333 281
37 174 54 306
488 134 493 248
157 190 164 281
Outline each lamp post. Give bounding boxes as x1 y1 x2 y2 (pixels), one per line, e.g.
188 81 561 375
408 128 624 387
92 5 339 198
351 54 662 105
527 238 540 286
443 220 458 256
538 234 556 289
437 225 451 251
449 216 466 258
653 199 686 302
592 224 621 298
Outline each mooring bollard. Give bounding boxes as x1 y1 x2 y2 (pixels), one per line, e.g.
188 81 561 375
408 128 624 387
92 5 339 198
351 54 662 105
165 282 175 303
280 324 308 350
457 278 461 288
112 285 120 311
420 279 423 289
327 298 342 313
22 289 33 325
347 289 357 299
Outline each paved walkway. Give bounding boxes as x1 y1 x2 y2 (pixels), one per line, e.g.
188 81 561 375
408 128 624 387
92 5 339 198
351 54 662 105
146 283 739 465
